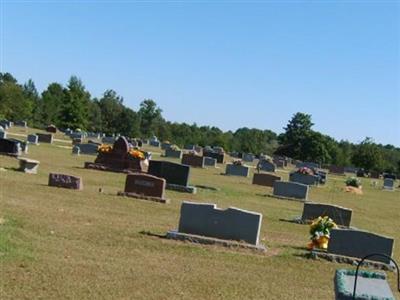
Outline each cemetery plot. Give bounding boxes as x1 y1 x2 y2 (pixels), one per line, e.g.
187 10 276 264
167 201 265 251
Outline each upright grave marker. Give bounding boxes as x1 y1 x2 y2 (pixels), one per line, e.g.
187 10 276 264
301 203 352 227
252 173 281 187
118 173 168 203
27 134 39 145
167 201 264 250
48 173 83 190
273 181 309 201
383 178 395 191
225 164 249 177
37 133 53 144
181 154 205 168
289 172 319 186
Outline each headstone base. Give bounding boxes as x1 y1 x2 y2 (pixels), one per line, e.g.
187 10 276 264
266 194 309 202
117 191 169 204
84 162 141 174
309 250 395 271
166 230 266 252
166 183 197 194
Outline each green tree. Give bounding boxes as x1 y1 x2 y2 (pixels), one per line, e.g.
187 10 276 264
98 90 124 134
41 83 65 126
59 76 91 129
138 99 163 137
352 137 384 171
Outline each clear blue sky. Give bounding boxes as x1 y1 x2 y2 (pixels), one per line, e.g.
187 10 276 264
1 1 399 146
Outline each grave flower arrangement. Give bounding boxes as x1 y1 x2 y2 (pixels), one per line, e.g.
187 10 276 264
297 167 314 175
128 149 145 160
98 144 113 154
345 177 361 188
307 216 337 250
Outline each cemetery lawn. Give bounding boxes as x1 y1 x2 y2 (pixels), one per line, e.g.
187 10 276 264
1 127 399 299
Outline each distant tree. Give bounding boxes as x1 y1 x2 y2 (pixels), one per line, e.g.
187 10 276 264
0 76 32 121
118 107 141 137
41 83 65 127
138 99 163 137
87 99 103 132
98 90 124 134
352 137 384 172
59 76 91 129
23 79 41 126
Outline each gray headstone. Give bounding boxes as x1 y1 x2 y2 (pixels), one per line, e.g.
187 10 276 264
289 172 319 185
258 159 276 172
273 181 309 200
164 148 182 159
72 145 80 155
149 140 160 147
383 178 395 190
27 134 39 145
178 201 262 245
0 131 7 139
225 164 249 177
242 153 254 162
204 157 217 167
301 203 352 227
328 229 394 264
75 143 99 155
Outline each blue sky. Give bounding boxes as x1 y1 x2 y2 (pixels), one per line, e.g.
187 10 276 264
2 1 399 146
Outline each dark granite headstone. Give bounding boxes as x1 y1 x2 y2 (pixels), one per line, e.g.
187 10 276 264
273 181 309 200
148 160 190 187
123 173 166 199
0 138 21 156
289 172 319 185
37 133 53 144
181 154 205 168
203 150 225 164
301 203 352 227
48 173 83 190
328 229 394 264
252 173 281 187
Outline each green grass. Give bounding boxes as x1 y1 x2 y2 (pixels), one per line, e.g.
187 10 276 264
0 126 399 299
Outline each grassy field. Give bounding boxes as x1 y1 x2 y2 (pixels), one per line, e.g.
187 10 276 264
1 127 399 299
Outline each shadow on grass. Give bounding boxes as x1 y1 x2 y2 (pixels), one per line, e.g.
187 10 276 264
139 230 167 239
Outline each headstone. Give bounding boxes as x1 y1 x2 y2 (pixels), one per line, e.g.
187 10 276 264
204 157 217 167
356 169 366 177
334 269 395 300
273 181 309 200
27 134 39 145
289 172 319 185
48 173 83 190
46 125 57 133
149 140 160 147
0 131 7 139
75 143 99 155
329 165 345 175
18 158 39 174
383 173 396 180
181 154 205 168
203 150 225 164
370 171 380 179
37 133 53 144
0 138 21 156
72 145 80 155
161 142 172 150
258 159 276 172
176 201 262 245
121 173 166 200
296 161 320 170
301 203 352 227
225 164 249 177
165 148 183 159
252 173 281 187
101 136 115 144
242 153 254 162
383 178 395 191
148 160 190 187
14 121 27 127
328 229 394 264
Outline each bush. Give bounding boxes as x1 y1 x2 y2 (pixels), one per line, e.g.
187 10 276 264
345 177 361 188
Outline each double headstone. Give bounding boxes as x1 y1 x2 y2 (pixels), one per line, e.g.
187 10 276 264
165 148 183 159
301 203 352 227
258 159 276 172
252 173 281 187
289 172 319 186
273 181 309 201
225 164 249 177
181 154 205 168
37 133 53 144
175 201 262 245
147 160 195 193
327 229 394 264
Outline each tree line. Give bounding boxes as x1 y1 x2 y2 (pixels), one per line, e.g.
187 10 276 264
0 72 399 175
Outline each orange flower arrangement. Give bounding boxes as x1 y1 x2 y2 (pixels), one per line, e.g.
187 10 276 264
98 144 112 153
129 149 145 160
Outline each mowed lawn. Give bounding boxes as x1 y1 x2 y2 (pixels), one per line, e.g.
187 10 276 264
1 127 399 299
